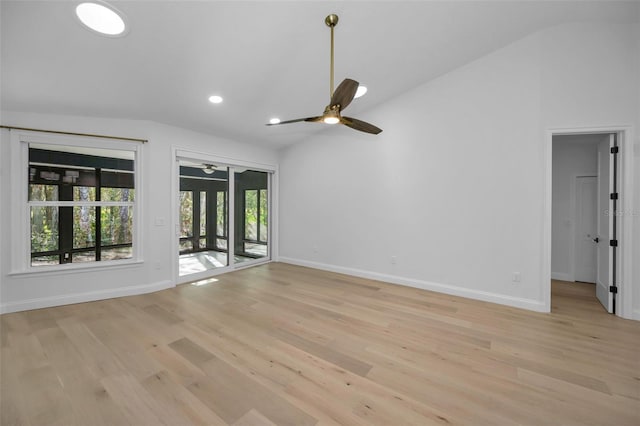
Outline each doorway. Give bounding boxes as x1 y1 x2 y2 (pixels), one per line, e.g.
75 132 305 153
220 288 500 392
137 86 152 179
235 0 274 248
173 151 275 284
574 175 597 283
545 127 634 318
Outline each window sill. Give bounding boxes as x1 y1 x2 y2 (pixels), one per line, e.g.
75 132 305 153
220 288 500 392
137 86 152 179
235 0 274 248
8 259 144 278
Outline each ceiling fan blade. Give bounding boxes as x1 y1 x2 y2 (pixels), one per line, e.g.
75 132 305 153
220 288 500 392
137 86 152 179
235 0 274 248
266 116 323 126
342 117 383 135
330 78 359 112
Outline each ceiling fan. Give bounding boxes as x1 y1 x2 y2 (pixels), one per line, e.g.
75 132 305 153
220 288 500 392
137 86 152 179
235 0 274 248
266 14 382 135
183 163 218 174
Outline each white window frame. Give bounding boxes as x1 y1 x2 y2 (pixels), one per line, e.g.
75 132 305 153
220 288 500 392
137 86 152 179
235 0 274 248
9 130 143 275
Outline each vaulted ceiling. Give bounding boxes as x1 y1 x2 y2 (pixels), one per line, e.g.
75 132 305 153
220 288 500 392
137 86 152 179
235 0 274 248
2 1 638 148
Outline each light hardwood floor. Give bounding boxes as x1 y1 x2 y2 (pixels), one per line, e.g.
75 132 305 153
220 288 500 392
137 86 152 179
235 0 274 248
1 263 639 425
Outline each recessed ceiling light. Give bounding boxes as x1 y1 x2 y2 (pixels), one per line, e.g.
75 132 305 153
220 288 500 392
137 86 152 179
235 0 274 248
75 2 127 36
354 85 368 98
269 118 281 125
208 95 223 104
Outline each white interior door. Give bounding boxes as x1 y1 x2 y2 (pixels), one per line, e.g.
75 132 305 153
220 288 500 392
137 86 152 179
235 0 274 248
574 176 597 283
595 135 614 313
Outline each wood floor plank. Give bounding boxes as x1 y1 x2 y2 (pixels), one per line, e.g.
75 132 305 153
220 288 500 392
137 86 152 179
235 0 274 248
232 409 278 426
1 264 639 425
141 370 227 426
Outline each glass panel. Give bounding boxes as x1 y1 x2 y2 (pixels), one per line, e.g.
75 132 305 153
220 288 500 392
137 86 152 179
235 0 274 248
30 206 58 253
29 184 58 201
101 246 132 261
73 187 96 202
216 191 226 236
244 190 258 240
101 170 134 198
180 191 193 237
31 255 59 267
101 187 135 202
216 238 227 250
259 189 268 242
101 206 133 246
200 191 206 236
244 242 267 257
72 251 96 263
179 162 228 276
28 144 136 268
73 206 96 248
234 170 268 261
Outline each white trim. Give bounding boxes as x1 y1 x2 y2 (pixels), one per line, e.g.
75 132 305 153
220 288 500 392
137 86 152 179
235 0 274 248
171 146 278 283
544 126 635 319
0 280 173 314
633 309 640 321
10 129 143 274
8 259 143 277
228 164 235 266
279 257 547 312
551 272 572 281
174 147 277 173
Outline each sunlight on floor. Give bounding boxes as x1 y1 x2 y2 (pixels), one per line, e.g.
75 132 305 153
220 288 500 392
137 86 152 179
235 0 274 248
191 278 219 286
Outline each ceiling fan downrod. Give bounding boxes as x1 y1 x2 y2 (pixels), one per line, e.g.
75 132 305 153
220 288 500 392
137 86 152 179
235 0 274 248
325 14 339 100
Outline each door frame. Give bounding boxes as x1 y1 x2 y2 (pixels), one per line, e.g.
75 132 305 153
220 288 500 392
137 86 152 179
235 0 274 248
171 147 278 285
543 126 634 318
571 174 597 283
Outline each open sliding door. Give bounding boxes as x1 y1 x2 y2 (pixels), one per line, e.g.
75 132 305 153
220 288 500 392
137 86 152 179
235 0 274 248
595 134 617 313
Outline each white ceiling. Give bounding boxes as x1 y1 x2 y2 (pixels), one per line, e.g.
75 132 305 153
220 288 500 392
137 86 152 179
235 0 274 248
2 1 638 149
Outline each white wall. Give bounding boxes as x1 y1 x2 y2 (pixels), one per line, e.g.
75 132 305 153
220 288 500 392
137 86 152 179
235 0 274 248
551 138 600 281
635 17 640 320
279 21 640 316
0 111 278 313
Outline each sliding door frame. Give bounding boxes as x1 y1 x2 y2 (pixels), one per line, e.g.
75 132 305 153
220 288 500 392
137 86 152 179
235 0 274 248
171 147 277 285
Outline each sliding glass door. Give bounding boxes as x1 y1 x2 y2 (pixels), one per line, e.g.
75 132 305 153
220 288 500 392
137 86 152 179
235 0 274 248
234 169 269 265
178 160 229 276
177 158 271 281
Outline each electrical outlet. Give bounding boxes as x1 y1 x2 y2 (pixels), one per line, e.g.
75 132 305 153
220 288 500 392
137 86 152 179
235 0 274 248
313 245 319 254
512 272 521 283
391 256 397 265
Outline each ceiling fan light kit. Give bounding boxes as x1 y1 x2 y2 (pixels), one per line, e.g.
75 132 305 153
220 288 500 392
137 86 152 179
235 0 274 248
266 14 382 135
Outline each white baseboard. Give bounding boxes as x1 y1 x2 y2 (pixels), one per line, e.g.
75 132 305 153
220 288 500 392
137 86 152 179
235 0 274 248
551 272 572 282
633 309 640 321
0 280 174 314
279 257 547 313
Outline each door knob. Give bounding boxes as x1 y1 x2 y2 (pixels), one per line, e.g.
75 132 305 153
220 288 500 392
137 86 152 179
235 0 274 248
593 237 599 243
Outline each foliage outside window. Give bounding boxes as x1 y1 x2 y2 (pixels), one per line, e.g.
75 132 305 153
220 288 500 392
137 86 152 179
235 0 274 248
179 191 193 237
244 188 268 243
200 191 207 237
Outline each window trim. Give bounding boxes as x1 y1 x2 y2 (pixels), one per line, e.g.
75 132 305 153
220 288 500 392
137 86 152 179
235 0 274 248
10 130 143 274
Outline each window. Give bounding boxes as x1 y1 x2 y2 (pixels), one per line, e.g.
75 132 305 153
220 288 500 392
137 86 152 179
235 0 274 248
24 140 138 269
179 190 193 252
216 190 228 250
243 188 268 245
236 170 268 259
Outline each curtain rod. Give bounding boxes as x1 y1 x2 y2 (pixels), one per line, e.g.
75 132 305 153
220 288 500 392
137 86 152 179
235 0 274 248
0 125 148 143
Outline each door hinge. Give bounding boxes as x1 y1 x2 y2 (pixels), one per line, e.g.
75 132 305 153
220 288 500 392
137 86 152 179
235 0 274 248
610 193 619 200
610 146 619 154
609 286 618 294
610 239 618 247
